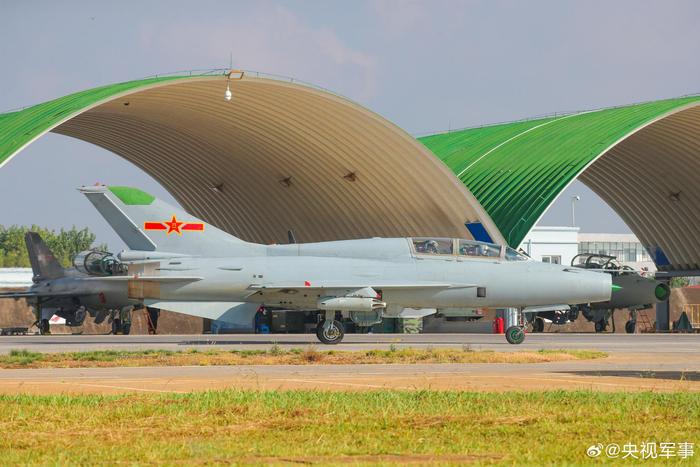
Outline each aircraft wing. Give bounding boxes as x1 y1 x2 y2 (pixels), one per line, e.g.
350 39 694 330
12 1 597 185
248 281 476 294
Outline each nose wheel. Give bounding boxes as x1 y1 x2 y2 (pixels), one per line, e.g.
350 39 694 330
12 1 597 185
505 326 525 345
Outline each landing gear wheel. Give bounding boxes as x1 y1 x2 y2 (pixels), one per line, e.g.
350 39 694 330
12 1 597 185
38 319 50 335
505 326 525 345
111 318 121 335
316 320 345 345
532 317 545 333
594 320 607 333
625 320 636 334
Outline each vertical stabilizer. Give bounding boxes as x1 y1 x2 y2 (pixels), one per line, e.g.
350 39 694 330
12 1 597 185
25 232 65 282
79 185 253 256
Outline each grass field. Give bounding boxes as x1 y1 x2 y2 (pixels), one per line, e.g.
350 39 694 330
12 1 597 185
1 390 697 465
0 347 606 369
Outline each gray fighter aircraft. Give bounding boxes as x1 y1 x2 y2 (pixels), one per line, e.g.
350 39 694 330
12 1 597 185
528 254 669 334
0 232 138 334
76 185 612 345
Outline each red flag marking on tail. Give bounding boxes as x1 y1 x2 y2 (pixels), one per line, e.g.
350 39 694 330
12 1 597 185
144 215 204 235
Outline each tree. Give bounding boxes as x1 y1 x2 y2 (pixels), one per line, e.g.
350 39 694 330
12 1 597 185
0 225 105 268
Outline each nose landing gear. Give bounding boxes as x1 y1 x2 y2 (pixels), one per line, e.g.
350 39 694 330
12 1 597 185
505 326 525 344
504 307 526 345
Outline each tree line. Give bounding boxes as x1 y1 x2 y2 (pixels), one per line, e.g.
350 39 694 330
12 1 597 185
0 225 105 268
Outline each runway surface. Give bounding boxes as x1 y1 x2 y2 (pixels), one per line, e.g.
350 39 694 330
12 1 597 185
1 334 698 394
2 332 700 354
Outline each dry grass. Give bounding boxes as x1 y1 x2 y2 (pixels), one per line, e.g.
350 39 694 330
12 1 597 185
0 390 697 465
0 347 606 369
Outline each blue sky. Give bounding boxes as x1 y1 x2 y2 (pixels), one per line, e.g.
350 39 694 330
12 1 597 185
1 0 699 249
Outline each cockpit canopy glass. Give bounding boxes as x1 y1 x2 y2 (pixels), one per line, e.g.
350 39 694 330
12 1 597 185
572 253 635 275
504 246 529 261
412 238 453 255
458 239 501 258
73 250 127 276
410 238 531 260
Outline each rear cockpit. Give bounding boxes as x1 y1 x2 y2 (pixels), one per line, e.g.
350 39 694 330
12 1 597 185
73 250 127 276
410 237 529 261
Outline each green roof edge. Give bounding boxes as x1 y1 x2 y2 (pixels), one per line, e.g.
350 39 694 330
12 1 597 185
418 96 700 246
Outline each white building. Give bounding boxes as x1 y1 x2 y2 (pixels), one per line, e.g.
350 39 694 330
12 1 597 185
519 226 580 266
519 227 656 271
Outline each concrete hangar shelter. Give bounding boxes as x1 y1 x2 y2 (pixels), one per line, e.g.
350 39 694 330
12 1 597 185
1 70 700 279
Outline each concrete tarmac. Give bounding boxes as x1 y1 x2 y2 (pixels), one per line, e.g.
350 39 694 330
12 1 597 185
0 333 698 394
1 332 700 354
0 354 698 394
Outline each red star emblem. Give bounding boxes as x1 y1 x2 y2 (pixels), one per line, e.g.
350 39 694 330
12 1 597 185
164 215 184 235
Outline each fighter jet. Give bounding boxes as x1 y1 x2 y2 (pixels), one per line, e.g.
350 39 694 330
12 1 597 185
0 232 138 334
528 254 669 333
77 185 612 344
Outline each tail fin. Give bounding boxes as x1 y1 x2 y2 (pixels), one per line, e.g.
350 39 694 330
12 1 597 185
25 232 65 282
79 185 250 256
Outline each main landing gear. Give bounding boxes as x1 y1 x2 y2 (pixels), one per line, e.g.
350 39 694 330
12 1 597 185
316 318 345 345
38 318 50 335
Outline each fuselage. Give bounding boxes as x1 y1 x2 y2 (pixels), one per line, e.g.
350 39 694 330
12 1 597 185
27 270 135 311
132 237 612 311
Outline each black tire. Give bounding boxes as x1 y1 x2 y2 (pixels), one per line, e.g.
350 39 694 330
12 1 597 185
121 322 131 335
39 319 50 335
532 317 545 333
625 320 636 334
73 308 87 326
112 318 121 335
316 320 345 345
505 326 525 345
594 320 607 333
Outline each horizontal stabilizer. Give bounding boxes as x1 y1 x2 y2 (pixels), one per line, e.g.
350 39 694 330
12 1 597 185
0 291 38 299
0 290 90 299
86 275 203 283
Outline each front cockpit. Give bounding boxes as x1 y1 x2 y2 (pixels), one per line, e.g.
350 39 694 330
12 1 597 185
410 237 529 261
73 250 127 276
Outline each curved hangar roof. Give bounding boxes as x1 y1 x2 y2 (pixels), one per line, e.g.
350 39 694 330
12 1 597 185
0 72 500 245
2 72 699 272
419 95 700 271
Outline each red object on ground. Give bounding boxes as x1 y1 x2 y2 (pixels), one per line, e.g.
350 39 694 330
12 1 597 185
492 317 504 334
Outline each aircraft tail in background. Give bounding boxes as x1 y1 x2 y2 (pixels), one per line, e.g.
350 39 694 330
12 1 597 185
25 232 65 282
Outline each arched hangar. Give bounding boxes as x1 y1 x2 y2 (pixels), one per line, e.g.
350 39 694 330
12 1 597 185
1 70 699 274
419 96 700 273
0 71 499 246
